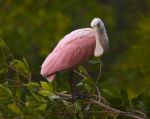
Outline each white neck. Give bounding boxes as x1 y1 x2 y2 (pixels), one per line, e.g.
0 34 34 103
94 25 109 57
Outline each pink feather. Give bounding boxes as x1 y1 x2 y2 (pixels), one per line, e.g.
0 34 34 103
41 28 100 80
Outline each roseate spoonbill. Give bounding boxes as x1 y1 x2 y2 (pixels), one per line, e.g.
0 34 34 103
41 18 109 100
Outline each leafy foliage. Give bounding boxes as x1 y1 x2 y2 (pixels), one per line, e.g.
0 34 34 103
0 40 148 119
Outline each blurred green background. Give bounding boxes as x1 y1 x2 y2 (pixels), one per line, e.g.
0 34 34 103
0 0 150 99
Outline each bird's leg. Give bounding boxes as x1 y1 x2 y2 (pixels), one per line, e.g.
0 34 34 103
72 68 90 99
68 70 77 101
68 69 89 100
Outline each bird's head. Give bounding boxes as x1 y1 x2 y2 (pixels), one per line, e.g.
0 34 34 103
91 18 104 28
91 18 109 56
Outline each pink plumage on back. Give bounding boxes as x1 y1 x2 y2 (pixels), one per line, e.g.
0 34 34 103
41 28 97 80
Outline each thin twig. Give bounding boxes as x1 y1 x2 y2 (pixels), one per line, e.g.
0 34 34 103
6 79 25 85
4 63 31 81
6 85 27 88
92 94 109 105
43 110 126 114
96 58 102 84
95 58 102 102
93 58 102 102
73 69 87 79
95 85 101 102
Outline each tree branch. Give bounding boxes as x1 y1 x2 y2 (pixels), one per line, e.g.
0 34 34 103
57 93 146 119
86 98 146 119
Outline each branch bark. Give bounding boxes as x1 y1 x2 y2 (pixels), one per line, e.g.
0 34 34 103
86 98 146 119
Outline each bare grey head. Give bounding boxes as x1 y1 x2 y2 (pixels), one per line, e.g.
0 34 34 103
91 18 104 29
90 18 109 57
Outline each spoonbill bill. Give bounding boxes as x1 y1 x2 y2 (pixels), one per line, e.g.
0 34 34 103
41 18 109 99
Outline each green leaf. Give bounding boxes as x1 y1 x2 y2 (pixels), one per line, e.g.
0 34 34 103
27 82 40 90
7 102 23 115
78 66 88 75
75 102 81 111
37 104 47 111
85 104 91 111
132 91 150 111
28 82 45 101
102 88 115 98
0 67 8 74
0 39 6 48
0 84 12 101
62 100 71 106
78 65 92 80
39 90 60 100
120 89 130 106
31 91 42 102
38 90 53 97
26 96 47 111
88 59 100 64
84 83 91 92
10 59 31 78
76 82 83 87
50 94 60 99
40 81 53 92
23 57 30 69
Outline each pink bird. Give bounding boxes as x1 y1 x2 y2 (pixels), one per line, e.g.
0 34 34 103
41 18 109 99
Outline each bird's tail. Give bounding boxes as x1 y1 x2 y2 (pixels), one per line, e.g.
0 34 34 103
47 74 56 82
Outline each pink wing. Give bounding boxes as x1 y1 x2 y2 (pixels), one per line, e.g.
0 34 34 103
41 28 96 78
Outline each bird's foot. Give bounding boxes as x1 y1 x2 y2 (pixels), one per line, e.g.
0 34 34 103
71 93 90 101
77 93 90 99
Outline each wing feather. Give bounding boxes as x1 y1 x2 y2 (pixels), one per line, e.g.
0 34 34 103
41 28 96 77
